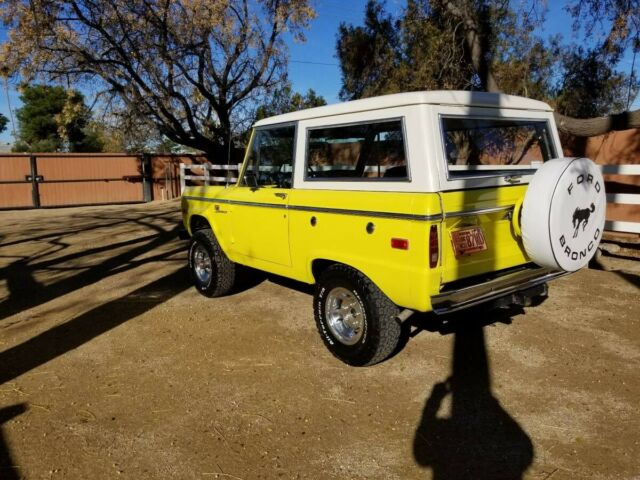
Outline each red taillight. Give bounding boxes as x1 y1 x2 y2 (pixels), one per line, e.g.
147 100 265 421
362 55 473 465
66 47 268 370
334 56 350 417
391 238 409 250
429 224 439 268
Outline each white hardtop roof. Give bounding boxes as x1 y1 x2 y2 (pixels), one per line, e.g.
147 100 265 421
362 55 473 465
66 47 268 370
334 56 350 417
254 90 553 127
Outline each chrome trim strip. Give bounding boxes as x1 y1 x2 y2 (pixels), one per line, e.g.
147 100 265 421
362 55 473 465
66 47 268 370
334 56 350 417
431 267 570 314
183 196 287 210
183 196 217 203
444 204 514 219
288 204 441 221
182 195 442 221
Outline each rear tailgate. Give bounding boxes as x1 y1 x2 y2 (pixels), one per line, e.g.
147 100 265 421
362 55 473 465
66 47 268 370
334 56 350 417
440 185 530 283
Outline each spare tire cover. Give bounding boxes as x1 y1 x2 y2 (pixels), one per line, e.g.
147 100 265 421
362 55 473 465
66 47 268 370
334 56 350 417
521 157 606 271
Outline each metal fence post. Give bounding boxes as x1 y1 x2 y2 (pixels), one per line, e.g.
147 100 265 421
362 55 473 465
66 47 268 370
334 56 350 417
141 153 153 202
180 163 186 194
29 155 41 208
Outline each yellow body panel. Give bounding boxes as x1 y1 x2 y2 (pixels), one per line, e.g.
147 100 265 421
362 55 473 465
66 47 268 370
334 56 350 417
182 184 531 312
182 185 232 251
287 190 442 312
440 185 530 283
184 186 442 312
226 186 291 266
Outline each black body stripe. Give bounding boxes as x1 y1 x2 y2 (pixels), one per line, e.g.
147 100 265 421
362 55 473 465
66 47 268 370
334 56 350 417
183 196 512 221
182 195 442 221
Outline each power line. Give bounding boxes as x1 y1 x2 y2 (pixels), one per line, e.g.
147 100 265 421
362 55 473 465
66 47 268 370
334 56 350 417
290 59 339 66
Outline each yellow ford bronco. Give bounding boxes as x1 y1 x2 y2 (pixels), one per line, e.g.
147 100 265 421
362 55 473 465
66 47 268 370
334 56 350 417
181 91 606 366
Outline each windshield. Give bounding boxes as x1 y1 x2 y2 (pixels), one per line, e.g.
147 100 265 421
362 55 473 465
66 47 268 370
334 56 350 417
442 116 557 177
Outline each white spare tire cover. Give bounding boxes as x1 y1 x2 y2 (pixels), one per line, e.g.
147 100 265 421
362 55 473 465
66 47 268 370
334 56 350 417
521 157 606 271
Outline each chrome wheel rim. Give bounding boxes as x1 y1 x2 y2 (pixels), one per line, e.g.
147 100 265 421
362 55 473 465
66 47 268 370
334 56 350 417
193 244 212 284
325 287 364 345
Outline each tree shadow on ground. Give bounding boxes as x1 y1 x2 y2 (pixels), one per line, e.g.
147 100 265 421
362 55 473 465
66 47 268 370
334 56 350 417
412 309 534 480
0 268 190 385
0 205 192 476
0 208 183 322
0 403 27 480
615 271 640 289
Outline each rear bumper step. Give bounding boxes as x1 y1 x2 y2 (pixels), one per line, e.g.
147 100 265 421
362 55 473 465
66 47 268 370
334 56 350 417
431 267 569 314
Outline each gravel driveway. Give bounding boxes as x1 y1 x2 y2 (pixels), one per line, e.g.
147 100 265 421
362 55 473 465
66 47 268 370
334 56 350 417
0 200 638 479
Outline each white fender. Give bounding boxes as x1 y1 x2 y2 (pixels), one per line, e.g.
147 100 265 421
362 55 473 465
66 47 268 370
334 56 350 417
521 157 606 271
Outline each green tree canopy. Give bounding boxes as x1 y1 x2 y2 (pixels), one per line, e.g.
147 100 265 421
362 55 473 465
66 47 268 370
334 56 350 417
13 84 103 152
336 1 402 100
0 113 7 134
337 0 640 136
555 46 631 118
255 85 327 121
336 0 545 100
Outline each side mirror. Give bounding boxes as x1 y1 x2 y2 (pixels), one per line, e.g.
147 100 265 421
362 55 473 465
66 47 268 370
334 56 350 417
243 171 259 189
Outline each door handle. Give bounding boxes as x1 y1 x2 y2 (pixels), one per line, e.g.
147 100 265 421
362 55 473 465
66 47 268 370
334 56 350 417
274 192 287 199
504 175 521 184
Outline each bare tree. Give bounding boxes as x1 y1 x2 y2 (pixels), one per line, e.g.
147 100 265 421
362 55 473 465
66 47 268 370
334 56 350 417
0 0 314 154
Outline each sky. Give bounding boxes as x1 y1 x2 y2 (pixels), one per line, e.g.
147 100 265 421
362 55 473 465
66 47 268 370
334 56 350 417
286 0 640 105
0 0 638 145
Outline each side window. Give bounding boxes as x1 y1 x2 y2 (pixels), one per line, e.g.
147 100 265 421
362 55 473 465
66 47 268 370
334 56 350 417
242 125 296 188
306 119 408 180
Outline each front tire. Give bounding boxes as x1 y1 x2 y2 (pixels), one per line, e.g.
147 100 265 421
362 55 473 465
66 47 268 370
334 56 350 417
188 229 235 297
314 265 401 366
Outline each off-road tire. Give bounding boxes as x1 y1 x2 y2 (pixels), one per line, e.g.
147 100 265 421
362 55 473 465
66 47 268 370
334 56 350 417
314 264 401 366
188 229 235 297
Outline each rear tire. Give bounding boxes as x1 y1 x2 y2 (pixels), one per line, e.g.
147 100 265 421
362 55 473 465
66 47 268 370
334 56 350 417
188 229 235 297
314 264 401 366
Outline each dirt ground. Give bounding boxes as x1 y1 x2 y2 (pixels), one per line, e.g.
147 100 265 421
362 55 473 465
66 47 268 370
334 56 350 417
0 200 638 480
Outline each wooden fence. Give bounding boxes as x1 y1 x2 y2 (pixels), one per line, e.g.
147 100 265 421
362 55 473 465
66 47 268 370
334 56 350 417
0 153 216 209
179 163 241 193
602 165 640 234
1 129 638 235
563 129 639 235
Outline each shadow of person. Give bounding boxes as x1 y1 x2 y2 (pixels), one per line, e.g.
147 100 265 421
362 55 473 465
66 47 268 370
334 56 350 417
3 258 44 311
413 323 533 480
0 403 27 480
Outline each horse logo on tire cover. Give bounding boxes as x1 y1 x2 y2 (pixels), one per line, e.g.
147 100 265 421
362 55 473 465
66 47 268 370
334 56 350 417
572 203 595 238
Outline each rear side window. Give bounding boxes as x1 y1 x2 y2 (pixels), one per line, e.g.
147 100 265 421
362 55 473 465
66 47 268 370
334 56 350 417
442 117 556 177
305 119 408 180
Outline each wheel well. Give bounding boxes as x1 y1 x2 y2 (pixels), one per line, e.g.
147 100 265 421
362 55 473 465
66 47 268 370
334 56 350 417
311 259 337 282
190 215 210 233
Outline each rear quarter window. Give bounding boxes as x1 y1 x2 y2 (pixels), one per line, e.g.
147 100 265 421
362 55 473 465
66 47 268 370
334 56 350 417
305 119 409 181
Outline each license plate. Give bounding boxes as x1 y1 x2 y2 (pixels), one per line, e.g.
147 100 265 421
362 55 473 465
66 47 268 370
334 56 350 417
451 227 487 257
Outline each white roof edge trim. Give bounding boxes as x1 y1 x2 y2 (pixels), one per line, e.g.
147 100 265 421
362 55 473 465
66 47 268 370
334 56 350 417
254 91 554 127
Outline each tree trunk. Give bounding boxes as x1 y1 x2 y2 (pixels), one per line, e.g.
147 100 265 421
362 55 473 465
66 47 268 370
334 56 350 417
464 27 501 93
443 1 501 93
554 109 640 136
443 1 639 137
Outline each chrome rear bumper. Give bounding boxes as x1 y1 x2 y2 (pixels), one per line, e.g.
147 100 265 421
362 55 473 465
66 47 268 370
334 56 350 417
431 266 570 314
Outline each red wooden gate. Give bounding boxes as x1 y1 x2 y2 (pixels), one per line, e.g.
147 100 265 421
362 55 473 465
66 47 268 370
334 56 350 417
0 155 35 208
